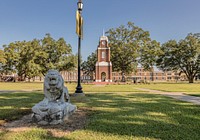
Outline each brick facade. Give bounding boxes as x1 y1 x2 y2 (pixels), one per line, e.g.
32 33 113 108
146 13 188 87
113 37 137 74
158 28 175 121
95 36 112 82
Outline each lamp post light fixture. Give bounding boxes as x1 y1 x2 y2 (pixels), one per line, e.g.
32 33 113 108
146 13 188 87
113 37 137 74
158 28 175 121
75 0 84 95
77 0 83 11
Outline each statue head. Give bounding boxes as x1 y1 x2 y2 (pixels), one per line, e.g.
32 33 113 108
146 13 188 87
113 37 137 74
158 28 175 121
44 70 64 100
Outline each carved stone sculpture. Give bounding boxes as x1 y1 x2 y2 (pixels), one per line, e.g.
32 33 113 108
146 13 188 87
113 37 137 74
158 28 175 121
32 70 76 125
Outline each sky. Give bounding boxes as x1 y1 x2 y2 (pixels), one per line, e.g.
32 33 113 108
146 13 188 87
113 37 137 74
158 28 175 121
0 0 200 60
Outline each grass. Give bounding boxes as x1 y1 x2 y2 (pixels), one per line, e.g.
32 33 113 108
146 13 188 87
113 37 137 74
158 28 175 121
69 93 200 140
1 82 200 93
0 82 142 93
0 92 43 123
0 82 43 91
137 83 200 93
0 82 200 139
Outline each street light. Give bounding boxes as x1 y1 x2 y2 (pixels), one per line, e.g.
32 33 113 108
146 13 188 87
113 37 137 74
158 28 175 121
75 0 84 95
77 0 83 11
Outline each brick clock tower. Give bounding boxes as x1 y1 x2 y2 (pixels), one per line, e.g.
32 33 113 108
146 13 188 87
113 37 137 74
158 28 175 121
95 35 112 82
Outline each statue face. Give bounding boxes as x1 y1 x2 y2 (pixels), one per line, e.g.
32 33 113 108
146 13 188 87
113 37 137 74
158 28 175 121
45 70 60 93
48 75 59 87
44 70 63 100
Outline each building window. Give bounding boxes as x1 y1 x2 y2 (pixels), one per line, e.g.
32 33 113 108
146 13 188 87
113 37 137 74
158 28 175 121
102 52 105 58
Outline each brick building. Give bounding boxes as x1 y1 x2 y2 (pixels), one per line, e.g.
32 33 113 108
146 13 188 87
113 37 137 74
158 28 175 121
112 68 181 82
95 35 112 82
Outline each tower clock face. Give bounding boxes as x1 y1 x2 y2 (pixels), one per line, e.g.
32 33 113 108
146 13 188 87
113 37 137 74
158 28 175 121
101 40 106 45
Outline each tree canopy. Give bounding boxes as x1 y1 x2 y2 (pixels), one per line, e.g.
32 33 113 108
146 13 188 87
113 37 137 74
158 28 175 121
139 40 161 81
106 22 151 81
0 49 6 74
34 33 75 75
1 34 76 81
81 51 97 76
157 33 200 83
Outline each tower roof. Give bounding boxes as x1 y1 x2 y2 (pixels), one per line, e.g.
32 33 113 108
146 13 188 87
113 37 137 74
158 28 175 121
100 29 108 42
100 36 108 42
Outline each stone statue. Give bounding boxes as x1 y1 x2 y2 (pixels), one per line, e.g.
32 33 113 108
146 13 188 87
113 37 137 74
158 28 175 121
32 70 76 125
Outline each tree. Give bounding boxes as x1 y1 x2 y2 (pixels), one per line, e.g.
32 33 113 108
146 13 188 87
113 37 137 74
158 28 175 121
34 33 74 75
139 40 161 81
106 22 151 81
59 54 78 71
157 33 200 83
22 40 41 81
3 43 20 75
0 49 6 76
81 51 97 77
3 40 41 81
2 34 76 80
0 49 6 64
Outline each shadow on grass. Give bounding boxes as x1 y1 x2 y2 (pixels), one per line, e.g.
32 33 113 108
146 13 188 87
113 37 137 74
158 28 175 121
0 129 72 140
187 94 200 97
83 93 200 140
0 92 43 121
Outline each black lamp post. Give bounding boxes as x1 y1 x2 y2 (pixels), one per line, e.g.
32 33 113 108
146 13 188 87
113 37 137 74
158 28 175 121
75 0 84 95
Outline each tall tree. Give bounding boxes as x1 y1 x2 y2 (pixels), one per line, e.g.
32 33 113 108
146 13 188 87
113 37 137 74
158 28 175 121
157 33 200 83
106 22 151 81
0 49 6 75
3 43 20 75
140 40 161 81
2 34 76 80
3 40 41 81
81 51 97 76
35 33 74 75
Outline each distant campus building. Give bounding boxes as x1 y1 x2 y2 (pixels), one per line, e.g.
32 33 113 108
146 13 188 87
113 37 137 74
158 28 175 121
59 67 186 83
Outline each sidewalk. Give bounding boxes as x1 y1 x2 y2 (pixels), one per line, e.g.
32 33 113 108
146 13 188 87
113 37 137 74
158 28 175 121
137 88 200 105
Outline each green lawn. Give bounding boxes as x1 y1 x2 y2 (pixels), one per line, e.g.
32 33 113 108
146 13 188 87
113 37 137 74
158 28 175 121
0 82 142 93
0 92 43 123
137 83 200 92
1 82 200 93
0 82 43 91
1 89 200 139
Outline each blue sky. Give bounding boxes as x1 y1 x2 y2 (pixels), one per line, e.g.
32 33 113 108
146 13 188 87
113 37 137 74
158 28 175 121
0 0 200 60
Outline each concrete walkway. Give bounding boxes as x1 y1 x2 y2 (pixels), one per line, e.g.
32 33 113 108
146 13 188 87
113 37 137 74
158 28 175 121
137 88 200 105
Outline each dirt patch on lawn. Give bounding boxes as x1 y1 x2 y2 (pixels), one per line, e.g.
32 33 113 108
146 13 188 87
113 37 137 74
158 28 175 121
0 107 90 138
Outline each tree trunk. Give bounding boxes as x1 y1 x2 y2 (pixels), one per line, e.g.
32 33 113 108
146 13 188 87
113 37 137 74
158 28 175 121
187 74 194 83
121 72 126 82
152 71 154 81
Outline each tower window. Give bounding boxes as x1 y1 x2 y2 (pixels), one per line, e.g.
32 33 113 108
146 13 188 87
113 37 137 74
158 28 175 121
102 52 105 58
